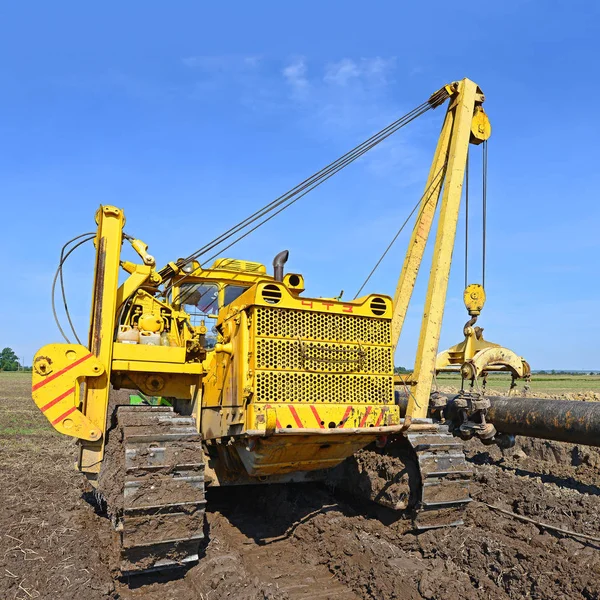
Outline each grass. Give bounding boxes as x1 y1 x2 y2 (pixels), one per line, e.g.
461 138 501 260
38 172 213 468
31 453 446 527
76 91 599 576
0 371 57 438
435 373 600 396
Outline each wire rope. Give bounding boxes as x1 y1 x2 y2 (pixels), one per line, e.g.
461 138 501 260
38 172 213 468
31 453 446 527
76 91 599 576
353 161 448 299
482 140 488 289
165 89 450 302
464 151 470 289
169 100 435 300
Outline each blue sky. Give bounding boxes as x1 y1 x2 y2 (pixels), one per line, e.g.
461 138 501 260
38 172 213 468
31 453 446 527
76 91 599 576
1 1 599 369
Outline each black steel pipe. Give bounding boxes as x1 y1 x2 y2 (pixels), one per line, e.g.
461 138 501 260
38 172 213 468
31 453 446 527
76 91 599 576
395 392 600 447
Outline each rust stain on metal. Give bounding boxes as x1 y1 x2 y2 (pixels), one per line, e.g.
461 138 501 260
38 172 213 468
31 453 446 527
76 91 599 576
91 236 106 356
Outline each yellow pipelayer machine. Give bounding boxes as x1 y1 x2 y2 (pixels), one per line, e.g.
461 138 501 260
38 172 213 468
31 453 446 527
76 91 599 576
32 78 556 574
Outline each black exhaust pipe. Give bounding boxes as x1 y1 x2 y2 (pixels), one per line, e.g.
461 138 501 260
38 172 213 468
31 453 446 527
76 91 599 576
273 250 289 282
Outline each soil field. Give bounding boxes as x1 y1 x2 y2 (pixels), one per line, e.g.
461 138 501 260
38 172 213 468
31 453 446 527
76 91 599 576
1 372 600 600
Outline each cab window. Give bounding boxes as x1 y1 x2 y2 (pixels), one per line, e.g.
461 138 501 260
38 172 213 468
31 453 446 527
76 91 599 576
178 283 219 350
179 283 219 316
224 285 249 306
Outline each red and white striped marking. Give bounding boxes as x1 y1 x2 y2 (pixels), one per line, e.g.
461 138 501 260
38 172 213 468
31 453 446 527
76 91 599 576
51 406 77 426
287 405 304 428
359 406 372 428
309 405 325 428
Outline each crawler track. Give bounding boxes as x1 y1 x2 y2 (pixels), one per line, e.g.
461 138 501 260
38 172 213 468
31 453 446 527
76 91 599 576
113 406 206 575
328 423 473 528
407 425 473 528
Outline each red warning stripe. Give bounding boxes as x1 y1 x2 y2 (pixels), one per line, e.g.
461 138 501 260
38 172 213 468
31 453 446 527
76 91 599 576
51 406 77 426
40 387 75 412
288 405 304 428
339 406 352 428
309 405 325 429
359 406 372 428
374 410 384 427
32 353 94 392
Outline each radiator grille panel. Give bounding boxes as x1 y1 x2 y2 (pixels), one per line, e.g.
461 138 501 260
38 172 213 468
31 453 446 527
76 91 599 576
253 306 393 405
256 338 392 374
255 307 391 345
255 371 393 404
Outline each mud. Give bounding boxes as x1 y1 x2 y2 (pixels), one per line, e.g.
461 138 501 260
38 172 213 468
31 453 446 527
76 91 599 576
329 439 420 511
98 418 126 517
2 378 600 599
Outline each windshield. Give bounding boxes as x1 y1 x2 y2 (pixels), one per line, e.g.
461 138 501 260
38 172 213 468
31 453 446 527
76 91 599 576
178 283 219 348
175 282 251 350
180 283 219 315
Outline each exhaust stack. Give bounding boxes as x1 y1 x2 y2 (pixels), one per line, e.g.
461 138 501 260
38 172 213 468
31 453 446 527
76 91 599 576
273 250 289 282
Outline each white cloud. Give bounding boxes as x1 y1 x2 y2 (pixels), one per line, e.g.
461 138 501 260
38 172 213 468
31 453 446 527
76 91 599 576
324 57 396 86
323 58 361 86
180 54 419 184
282 57 309 95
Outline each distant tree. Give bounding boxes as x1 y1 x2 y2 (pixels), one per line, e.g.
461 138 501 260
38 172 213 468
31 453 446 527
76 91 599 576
394 366 410 374
0 347 20 371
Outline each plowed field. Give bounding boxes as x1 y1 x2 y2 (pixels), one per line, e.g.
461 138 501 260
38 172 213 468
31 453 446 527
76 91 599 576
1 373 599 600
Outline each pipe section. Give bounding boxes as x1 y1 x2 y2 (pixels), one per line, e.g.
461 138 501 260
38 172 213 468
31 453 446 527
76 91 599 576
395 392 600 447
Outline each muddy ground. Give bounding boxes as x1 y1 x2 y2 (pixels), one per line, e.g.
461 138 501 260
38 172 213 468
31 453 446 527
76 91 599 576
1 374 599 599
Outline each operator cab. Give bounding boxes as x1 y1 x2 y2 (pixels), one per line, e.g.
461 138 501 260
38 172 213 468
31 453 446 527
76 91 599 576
177 282 251 349
169 257 280 349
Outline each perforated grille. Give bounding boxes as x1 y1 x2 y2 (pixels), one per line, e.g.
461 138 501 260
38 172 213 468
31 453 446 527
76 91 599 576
253 306 393 404
256 338 392 374
255 307 391 345
255 371 393 404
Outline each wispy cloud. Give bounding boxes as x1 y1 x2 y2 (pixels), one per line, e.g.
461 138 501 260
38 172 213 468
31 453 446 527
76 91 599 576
324 58 360 86
179 54 429 184
280 55 399 126
278 55 429 184
324 57 396 86
282 57 309 97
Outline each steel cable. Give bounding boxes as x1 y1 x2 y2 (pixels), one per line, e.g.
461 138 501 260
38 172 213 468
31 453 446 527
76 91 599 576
174 103 441 307
169 101 434 299
464 151 469 289
180 98 437 265
353 161 448 299
166 90 450 301
482 139 488 289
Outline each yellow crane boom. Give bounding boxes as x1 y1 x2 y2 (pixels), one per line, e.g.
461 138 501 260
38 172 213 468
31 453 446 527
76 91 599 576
390 78 491 418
